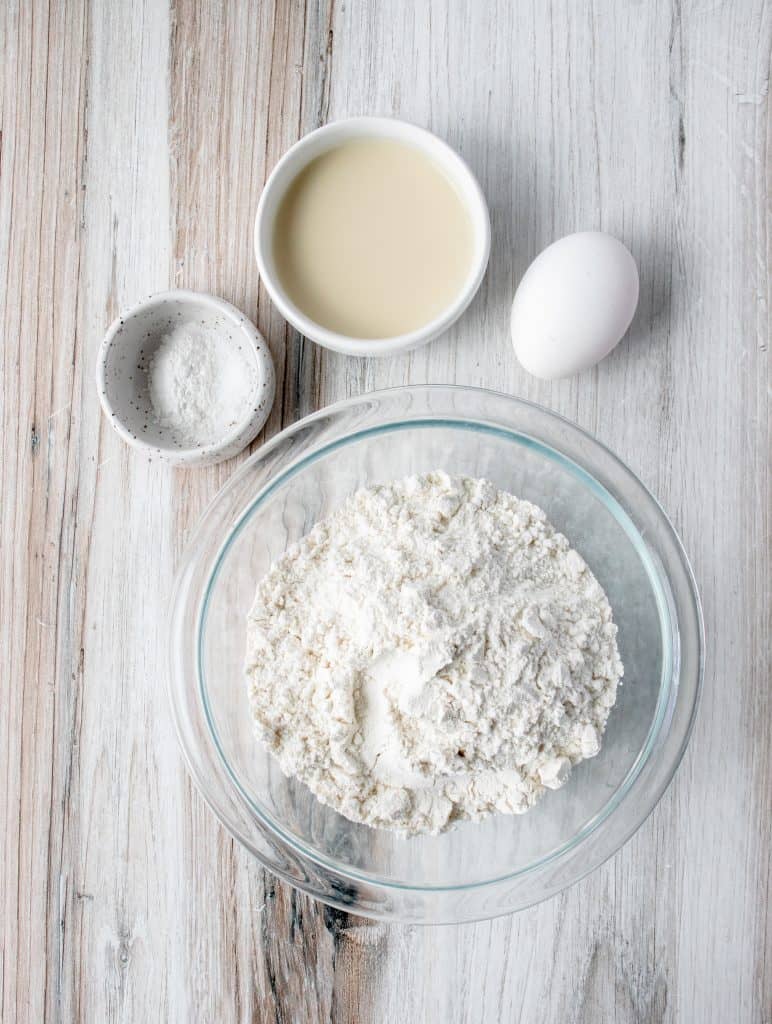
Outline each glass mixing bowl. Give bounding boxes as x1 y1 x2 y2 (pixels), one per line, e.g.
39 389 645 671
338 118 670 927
168 386 703 923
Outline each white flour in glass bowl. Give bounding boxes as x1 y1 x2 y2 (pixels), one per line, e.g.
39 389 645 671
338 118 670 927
244 471 623 836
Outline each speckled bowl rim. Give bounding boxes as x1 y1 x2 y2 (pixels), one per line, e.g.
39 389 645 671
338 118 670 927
96 289 276 466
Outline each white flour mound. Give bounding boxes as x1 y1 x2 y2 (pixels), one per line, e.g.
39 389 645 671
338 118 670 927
245 472 623 836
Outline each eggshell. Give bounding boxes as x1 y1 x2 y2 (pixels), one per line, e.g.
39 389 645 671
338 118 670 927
511 232 639 380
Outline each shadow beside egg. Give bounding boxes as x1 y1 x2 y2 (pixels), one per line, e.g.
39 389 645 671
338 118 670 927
602 233 682 375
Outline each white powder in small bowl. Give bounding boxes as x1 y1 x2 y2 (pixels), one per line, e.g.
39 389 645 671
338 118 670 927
148 323 252 446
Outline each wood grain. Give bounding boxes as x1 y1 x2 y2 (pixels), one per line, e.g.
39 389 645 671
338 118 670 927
1 0 769 1022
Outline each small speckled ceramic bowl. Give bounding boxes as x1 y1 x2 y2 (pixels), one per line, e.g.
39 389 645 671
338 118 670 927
96 290 275 467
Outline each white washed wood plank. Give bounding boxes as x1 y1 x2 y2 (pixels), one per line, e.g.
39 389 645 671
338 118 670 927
57 1 175 1021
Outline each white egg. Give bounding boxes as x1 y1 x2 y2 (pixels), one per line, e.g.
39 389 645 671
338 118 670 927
511 232 639 380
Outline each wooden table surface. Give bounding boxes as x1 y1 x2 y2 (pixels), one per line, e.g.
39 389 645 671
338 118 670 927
2 1 770 1021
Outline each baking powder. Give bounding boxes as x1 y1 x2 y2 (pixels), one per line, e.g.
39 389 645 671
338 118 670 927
148 323 251 445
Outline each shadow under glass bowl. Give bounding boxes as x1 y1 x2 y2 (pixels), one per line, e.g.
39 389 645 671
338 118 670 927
168 385 703 923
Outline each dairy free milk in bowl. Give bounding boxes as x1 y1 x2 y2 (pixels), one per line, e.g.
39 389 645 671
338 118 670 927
255 118 490 357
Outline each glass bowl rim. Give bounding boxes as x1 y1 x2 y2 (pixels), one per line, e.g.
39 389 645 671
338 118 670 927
199 418 671 889
169 385 704 915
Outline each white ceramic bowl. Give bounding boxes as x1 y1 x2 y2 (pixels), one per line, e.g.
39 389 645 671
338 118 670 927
96 290 275 467
254 117 491 358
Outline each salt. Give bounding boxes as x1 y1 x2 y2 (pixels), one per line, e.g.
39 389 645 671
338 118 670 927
147 323 252 446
